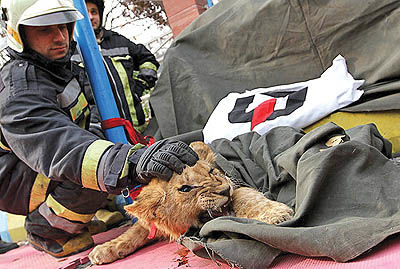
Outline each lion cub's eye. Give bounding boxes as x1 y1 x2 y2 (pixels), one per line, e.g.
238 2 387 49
210 167 222 176
178 185 194 192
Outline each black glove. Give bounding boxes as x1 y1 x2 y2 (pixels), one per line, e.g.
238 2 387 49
131 139 199 184
137 68 157 88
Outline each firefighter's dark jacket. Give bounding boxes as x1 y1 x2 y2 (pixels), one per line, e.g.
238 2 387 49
0 43 143 215
72 29 160 133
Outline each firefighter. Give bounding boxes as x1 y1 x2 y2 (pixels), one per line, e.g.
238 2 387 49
72 0 159 136
81 0 162 225
0 0 198 258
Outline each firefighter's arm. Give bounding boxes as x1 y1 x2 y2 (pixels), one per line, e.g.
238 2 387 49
128 42 159 89
97 139 199 194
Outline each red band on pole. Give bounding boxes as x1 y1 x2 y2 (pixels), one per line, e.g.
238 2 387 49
101 118 154 146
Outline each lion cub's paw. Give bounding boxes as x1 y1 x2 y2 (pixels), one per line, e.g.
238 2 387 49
233 187 294 225
89 242 122 265
257 201 294 224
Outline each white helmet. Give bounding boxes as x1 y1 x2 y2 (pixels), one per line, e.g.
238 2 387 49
0 0 83 52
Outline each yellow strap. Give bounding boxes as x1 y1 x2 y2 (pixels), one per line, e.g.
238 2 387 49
111 58 139 126
78 108 90 129
70 93 89 122
7 24 22 45
139 62 157 71
81 140 114 191
0 132 11 151
29 173 51 213
0 140 10 152
46 194 94 223
120 144 146 178
113 56 131 61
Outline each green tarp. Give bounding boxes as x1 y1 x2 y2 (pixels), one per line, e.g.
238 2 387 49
150 0 400 139
179 123 400 268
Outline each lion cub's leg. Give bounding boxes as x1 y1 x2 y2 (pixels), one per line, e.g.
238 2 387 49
89 222 152 265
232 187 294 224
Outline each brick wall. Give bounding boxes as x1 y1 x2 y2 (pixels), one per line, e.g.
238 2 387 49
162 0 208 37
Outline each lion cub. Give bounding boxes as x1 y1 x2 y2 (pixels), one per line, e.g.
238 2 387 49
89 142 294 265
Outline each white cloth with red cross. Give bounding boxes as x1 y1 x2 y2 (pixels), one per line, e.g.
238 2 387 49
203 55 364 144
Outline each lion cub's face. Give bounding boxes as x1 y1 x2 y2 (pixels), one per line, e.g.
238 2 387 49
125 159 234 240
169 160 234 225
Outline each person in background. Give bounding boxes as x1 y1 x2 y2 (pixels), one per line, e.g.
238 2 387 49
0 0 197 258
73 0 159 136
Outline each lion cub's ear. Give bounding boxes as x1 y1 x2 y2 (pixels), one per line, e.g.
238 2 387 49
124 180 167 220
189 141 215 164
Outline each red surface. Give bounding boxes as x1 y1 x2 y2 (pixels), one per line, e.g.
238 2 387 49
270 235 400 269
0 225 230 269
1 225 400 269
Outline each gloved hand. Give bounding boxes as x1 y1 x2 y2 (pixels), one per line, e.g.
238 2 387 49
131 139 199 184
137 68 157 88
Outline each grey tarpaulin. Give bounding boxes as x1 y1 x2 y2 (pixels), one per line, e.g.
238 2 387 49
178 122 400 269
150 0 400 139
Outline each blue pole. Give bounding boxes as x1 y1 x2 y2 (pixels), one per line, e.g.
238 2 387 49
0 211 11 242
73 0 129 144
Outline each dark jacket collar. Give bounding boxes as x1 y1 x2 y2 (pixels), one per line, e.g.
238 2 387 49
102 29 113 40
7 41 78 81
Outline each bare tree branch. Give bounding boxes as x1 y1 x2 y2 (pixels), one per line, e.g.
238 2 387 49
104 0 168 28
